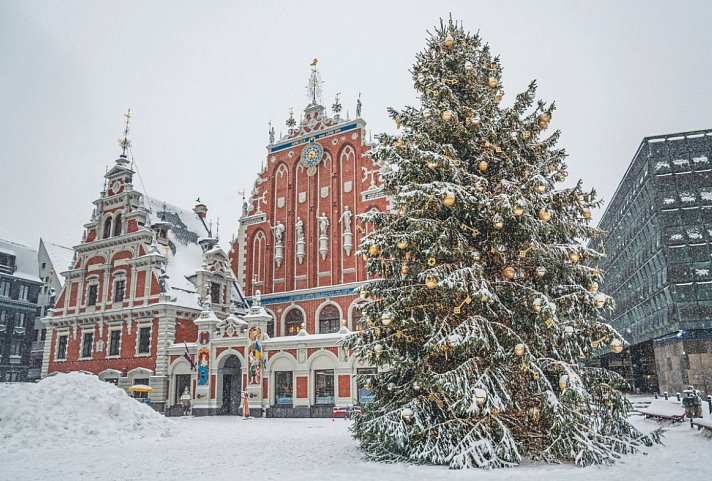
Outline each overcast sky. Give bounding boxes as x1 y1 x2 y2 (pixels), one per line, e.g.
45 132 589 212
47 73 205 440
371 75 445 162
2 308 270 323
1 1 711 251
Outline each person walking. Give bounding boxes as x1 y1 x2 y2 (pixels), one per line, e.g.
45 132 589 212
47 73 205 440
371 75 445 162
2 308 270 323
180 387 192 416
242 390 250 419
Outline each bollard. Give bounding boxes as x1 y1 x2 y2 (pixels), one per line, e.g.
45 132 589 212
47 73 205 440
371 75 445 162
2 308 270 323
664 391 669 400
707 395 712 416
676 392 681 401
654 393 658 399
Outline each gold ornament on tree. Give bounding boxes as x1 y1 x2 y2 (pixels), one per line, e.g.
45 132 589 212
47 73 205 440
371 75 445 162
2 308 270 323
593 292 606 308
492 215 504 230
444 34 454 48
512 205 524 216
441 110 453 121
400 265 410 276
488 77 498 87
381 311 394 326
610 339 624 353
368 244 380 256
502 266 515 279
397 240 408 250
535 266 546 277
374 343 384 358
443 192 456 207
538 210 551 221
568 251 580 263
478 160 488 172
425 276 437 289
464 60 473 71
582 209 592 219
514 343 525 357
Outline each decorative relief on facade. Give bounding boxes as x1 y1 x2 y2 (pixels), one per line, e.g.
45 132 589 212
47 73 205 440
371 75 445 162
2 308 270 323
320 186 329 198
298 192 306 204
317 212 329 260
343 181 352 193
295 217 305 264
277 197 285 209
361 165 380 190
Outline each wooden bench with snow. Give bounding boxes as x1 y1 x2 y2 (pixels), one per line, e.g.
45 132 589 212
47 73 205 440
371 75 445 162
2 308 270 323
638 400 686 424
690 417 712 435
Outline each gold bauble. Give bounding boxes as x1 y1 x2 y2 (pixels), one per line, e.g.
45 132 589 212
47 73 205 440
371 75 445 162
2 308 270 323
488 77 498 87
464 60 474 71
395 115 402 128
532 298 543 312
425 276 437 289
478 160 488 171
587 281 599 293
474 388 487 407
472 250 481 262
594 293 606 308
394 139 404 148
495 94 503 103
427 160 439 170
441 110 453 121
400 265 410 276
381 312 394 326
502 266 516 279
401 407 414 421
528 406 540 420
423 109 431 119
512 205 524 216
559 374 568 390
397 240 408 250
493 220 504 230
443 193 456 207
514 344 525 357
535 266 546 277
526 91 536 100
610 339 624 354
582 209 592 219
471 115 481 126
541 112 551 122
538 210 551 221
535 184 546 193
538 120 549 129
444 34 454 48
368 244 380 256
510 132 518 140
568 252 580 263
374 343 384 358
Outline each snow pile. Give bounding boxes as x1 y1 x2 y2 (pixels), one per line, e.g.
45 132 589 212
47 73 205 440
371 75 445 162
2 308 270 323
0 372 174 447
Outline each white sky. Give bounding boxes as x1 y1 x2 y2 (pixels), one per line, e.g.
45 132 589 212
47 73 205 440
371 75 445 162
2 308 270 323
1 0 711 250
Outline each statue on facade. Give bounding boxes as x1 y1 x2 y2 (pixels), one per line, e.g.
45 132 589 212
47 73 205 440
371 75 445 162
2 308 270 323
356 92 362 118
295 217 305 264
317 213 329 260
317 213 329 237
340 206 353 256
271 221 285 267
268 121 275 144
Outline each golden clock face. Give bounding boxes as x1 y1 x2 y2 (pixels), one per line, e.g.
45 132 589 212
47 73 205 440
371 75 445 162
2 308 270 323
307 150 317 160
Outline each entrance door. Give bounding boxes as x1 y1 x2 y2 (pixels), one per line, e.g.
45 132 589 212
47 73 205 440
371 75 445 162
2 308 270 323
220 355 242 415
175 374 191 406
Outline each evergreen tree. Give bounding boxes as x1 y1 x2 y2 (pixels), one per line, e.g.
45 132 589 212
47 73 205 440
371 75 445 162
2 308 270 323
346 18 661 469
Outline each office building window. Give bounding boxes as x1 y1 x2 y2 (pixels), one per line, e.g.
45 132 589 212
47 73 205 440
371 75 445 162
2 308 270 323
0 281 10 297
109 330 121 356
81 332 94 358
87 284 98 306
138 326 151 354
114 280 125 303
274 371 293 405
57 335 68 360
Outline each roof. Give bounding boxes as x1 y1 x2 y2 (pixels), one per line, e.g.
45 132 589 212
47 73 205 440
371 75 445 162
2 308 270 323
41 240 75 275
0 238 41 283
143 196 210 310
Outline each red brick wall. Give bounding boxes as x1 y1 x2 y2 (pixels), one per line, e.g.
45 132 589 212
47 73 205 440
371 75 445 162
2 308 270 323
338 375 351 398
262 378 268 399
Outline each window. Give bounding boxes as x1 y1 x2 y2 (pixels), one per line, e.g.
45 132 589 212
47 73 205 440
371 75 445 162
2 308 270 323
114 280 126 303
19 285 29 300
138 326 151 354
284 308 304 336
314 369 334 405
81 332 94 358
319 304 340 334
0 281 10 297
41 328 46 341
211 282 221 304
113 214 123 237
41 262 46 269
32 329 38 342
10 339 22 356
57 334 68 360
14 312 26 333
0 309 6 330
109 330 121 356
103 217 112 239
87 284 98 306
357 368 377 404
275 371 293 405
267 317 274 338
352 304 366 331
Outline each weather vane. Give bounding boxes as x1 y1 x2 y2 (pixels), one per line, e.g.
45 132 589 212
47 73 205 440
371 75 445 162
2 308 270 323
306 58 323 106
118 109 132 157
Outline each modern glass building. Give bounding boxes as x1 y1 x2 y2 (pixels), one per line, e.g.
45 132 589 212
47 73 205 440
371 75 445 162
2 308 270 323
597 129 712 396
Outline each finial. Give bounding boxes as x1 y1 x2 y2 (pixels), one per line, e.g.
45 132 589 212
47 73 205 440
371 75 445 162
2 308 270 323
356 93 362 118
268 120 275 144
306 59 323 107
286 107 296 133
216 217 220 240
118 109 132 158
332 92 342 120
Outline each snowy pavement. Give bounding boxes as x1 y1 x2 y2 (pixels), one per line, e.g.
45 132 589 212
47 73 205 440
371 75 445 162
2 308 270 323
1 375 711 480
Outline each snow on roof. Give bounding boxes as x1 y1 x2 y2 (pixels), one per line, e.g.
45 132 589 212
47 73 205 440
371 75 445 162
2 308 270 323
0 238 40 283
42 239 75 275
139 196 211 310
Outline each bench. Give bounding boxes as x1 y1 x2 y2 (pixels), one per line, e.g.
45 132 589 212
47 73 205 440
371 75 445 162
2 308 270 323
638 408 685 424
690 418 712 436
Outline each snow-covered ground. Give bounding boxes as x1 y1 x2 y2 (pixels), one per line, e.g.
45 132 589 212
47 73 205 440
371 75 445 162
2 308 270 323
1 374 710 481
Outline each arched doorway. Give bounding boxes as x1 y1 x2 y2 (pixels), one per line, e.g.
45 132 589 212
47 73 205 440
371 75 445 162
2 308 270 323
218 355 242 415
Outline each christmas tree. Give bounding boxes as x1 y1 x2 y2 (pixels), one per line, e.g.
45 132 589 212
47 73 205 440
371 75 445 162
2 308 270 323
345 18 661 469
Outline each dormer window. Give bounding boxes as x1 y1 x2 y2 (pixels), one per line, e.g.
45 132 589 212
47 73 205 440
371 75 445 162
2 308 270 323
210 282 221 304
0 253 15 274
103 216 112 239
113 213 123 237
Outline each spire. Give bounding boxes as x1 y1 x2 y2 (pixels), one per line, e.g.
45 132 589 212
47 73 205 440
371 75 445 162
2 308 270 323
118 109 131 161
306 58 323 108
332 92 342 121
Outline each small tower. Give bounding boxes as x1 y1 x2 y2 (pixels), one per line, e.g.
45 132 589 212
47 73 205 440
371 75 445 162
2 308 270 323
242 291 271 415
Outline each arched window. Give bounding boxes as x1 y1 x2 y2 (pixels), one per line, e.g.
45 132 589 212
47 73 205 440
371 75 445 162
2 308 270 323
103 217 112 239
319 304 340 334
352 303 366 331
267 317 274 338
113 213 123 237
284 308 303 336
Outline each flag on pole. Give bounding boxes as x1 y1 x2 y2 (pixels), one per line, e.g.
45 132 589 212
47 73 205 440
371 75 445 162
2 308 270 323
183 342 196 371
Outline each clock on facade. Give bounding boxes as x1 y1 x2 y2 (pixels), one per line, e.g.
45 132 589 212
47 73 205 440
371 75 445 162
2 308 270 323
300 138 324 176
111 179 123 194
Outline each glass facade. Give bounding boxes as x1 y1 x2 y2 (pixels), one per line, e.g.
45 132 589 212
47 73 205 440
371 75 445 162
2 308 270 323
597 130 712 392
